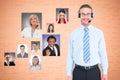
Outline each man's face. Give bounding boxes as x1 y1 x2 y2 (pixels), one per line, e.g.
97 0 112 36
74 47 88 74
48 38 56 47
33 43 38 50
20 47 25 53
80 7 92 26
6 55 10 61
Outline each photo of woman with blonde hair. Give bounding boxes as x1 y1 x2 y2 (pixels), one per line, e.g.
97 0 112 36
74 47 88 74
22 13 42 38
30 55 41 70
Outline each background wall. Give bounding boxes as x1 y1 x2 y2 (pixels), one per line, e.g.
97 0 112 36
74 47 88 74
0 0 120 80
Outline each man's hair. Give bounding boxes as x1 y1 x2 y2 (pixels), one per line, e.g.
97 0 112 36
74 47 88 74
4 53 10 57
33 42 38 46
47 35 56 42
79 4 93 11
59 9 65 14
20 45 25 48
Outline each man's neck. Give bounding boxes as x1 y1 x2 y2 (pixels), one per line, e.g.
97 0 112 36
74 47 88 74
82 24 90 27
49 46 55 50
34 49 38 52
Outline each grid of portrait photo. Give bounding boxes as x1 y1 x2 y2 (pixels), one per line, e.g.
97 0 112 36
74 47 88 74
4 8 69 70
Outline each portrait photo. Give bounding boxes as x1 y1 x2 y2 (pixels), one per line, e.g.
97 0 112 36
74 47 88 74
17 44 28 58
56 8 69 24
42 34 60 56
31 41 40 53
47 23 54 33
21 13 42 38
29 55 42 70
4 52 15 66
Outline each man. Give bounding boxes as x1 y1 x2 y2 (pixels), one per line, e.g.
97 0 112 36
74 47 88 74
67 4 108 80
43 35 60 56
4 53 15 66
17 45 28 58
31 42 40 53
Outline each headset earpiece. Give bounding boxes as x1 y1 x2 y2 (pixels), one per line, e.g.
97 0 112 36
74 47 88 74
78 12 80 18
78 12 94 18
91 13 94 18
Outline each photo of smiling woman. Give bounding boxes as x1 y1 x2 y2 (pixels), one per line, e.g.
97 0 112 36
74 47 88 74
56 8 69 24
30 55 41 70
22 13 42 38
47 23 54 33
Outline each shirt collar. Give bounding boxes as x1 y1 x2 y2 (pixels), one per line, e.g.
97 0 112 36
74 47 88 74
49 46 54 50
21 52 25 54
5 60 9 63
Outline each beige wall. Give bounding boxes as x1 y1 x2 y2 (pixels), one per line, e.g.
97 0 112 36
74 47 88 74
0 0 120 80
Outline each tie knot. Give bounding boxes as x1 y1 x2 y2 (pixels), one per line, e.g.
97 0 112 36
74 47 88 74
84 28 89 32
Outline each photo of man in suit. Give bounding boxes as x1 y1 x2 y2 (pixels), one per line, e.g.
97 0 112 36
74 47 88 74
43 35 60 56
17 44 28 58
4 53 15 66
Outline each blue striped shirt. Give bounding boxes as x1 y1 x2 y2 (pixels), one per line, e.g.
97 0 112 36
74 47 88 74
67 25 108 76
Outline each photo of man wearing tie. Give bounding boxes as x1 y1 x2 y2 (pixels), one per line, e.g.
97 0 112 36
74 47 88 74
67 4 108 80
43 35 60 56
17 44 28 58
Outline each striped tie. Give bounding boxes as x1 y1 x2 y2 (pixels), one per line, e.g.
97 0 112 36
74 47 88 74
83 28 90 63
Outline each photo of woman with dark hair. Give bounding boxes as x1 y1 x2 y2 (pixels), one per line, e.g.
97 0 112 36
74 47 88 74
47 24 54 33
56 9 68 24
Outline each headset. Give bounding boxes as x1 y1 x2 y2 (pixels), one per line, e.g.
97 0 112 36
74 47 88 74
78 12 94 18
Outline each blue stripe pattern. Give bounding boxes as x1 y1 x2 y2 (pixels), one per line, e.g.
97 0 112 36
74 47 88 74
83 28 90 63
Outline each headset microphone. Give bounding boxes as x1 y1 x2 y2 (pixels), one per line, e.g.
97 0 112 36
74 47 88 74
88 20 91 23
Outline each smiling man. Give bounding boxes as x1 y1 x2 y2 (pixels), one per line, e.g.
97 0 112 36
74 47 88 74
43 35 60 56
67 4 108 80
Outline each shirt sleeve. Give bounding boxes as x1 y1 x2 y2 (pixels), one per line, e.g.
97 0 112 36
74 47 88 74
98 32 108 74
67 34 74 76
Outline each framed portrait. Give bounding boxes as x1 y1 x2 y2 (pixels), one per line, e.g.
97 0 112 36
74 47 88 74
4 52 15 66
17 44 28 58
31 41 40 53
46 23 54 33
29 55 42 70
21 13 42 38
42 34 60 56
56 8 69 24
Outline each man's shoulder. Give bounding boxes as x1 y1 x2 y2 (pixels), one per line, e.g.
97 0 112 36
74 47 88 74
92 26 103 34
43 46 50 50
17 53 21 55
24 53 28 56
70 27 81 35
55 44 59 47
25 52 28 54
